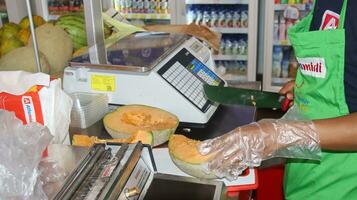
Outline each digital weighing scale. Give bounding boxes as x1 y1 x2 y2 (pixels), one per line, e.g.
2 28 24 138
63 32 226 125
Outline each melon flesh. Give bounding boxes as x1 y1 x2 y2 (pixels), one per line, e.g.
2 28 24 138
72 130 153 147
103 105 178 146
168 134 217 179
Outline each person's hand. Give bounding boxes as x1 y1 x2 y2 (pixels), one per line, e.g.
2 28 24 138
279 80 295 107
198 119 321 180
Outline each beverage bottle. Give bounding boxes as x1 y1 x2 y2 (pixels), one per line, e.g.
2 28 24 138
281 47 290 78
149 0 156 13
114 0 121 11
143 0 150 13
187 9 196 24
241 10 249 28
233 11 241 28
132 0 138 13
137 0 144 13
232 40 239 55
275 0 281 4
273 15 280 42
220 39 226 55
281 0 288 4
288 0 295 5
238 39 247 55
272 46 283 78
202 10 211 27
196 10 203 25
160 0 168 14
210 10 219 27
216 61 226 76
155 0 161 13
226 11 233 28
218 10 226 27
126 0 132 13
279 17 286 41
225 38 233 55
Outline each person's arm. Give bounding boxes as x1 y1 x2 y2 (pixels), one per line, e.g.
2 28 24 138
279 79 357 151
198 81 357 180
316 113 357 151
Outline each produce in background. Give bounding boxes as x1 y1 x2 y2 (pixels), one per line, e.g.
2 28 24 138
0 46 50 74
72 130 153 147
168 134 217 179
28 23 73 76
56 13 112 51
0 23 20 40
0 37 23 56
19 15 46 29
103 105 179 146
16 28 31 45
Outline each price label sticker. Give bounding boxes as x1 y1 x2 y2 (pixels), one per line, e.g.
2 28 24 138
91 75 116 92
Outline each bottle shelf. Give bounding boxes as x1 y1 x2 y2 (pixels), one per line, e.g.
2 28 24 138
213 54 248 61
121 13 171 20
210 27 248 34
186 0 249 5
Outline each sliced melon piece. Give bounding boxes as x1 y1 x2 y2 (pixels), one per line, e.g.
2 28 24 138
168 134 217 179
72 130 153 147
103 105 179 146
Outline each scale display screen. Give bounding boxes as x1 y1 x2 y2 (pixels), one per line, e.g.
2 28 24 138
158 48 224 112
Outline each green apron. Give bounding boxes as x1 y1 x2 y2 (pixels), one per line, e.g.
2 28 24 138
285 0 357 199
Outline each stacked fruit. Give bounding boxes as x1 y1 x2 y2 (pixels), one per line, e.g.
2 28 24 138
56 13 112 51
0 16 45 57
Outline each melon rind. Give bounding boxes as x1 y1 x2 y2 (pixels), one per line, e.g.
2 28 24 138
103 105 179 147
169 153 217 179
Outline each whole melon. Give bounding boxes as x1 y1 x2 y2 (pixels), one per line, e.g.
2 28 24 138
168 134 217 179
56 14 112 50
0 46 50 74
103 105 179 146
28 23 73 76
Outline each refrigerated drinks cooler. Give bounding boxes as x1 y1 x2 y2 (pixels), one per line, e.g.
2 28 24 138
262 0 313 92
173 0 258 83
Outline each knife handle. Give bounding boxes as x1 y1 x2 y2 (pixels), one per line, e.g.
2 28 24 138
281 98 292 112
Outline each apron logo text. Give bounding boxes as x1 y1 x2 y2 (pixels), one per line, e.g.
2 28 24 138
297 57 327 78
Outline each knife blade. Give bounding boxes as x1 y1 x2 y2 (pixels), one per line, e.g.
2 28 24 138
204 84 286 109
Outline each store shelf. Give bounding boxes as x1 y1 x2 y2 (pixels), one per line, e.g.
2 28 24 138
210 27 248 34
273 40 291 46
121 13 171 20
274 4 306 11
186 0 249 5
213 54 248 61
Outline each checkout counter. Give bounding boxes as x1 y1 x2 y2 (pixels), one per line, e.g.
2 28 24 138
58 30 272 199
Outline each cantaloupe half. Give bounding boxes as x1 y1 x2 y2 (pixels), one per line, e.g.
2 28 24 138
168 134 217 179
72 130 153 147
103 105 179 146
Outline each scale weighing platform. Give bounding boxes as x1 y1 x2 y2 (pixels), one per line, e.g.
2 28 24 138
63 32 225 125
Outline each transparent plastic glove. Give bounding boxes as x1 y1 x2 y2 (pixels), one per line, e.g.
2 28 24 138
198 119 321 180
